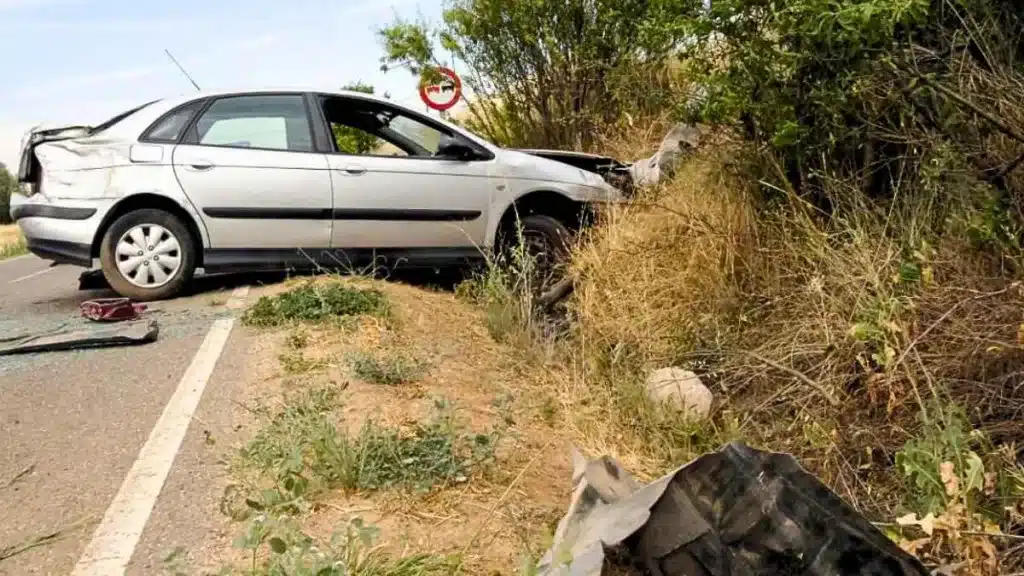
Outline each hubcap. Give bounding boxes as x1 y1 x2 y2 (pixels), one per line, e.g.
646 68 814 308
115 224 182 288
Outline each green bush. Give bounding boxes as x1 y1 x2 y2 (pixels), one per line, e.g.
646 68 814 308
0 165 16 225
378 0 694 149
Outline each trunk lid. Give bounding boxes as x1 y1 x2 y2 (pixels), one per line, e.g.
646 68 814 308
17 124 92 184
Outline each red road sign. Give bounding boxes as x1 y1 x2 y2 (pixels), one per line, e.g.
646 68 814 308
418 67 462 112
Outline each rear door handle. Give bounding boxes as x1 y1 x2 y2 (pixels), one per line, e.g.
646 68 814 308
341 164 366 175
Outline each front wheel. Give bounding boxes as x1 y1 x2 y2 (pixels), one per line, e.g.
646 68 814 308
99 209 196 301
502 214 572 295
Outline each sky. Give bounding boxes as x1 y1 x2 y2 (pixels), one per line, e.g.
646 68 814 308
0 0 445 170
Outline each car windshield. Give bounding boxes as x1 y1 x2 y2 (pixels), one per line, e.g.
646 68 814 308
89 100 160 135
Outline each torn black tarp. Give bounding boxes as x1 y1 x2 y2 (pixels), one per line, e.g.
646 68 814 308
539 442 929 576
0 320 158 356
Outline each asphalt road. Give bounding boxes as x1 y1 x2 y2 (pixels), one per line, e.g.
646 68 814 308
0 256 267 575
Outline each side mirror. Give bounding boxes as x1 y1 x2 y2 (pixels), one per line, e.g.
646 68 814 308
437 135 480 161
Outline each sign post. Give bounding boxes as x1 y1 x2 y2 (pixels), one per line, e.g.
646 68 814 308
418 67 462 116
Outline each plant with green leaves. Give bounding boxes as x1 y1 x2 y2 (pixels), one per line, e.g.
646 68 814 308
378 0 694 148
896 401 1019 519
233 390 501 510
231 516 455 575
0 165 17 226
243 282 389 327
347 350 428 385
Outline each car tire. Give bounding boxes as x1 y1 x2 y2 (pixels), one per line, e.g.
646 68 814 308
507 214 573 294
99 209 196 301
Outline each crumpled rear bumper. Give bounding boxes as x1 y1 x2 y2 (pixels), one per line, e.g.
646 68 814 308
11 193 113 268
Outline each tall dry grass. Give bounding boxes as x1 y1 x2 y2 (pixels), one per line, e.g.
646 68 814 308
556 127 1024 531
0 224 26 260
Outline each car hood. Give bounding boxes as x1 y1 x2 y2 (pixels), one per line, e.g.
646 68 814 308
512 149 627 173
498 149 610 186
509 148 633 195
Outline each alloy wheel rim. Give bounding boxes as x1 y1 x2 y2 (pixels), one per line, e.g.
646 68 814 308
115 224 182 289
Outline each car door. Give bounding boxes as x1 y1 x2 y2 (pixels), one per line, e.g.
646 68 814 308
315 94 494 256
172 93 333 258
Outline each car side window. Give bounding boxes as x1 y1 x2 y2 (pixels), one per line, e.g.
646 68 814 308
386 114 443 155
193 95 313 152
319 96 448 158
141 101 203 143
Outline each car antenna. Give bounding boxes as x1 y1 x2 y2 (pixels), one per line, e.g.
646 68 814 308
164 49 201 91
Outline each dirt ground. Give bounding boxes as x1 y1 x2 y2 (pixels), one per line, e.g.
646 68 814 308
213 277 574 574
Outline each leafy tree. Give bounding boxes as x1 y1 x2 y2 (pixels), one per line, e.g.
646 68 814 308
685 0 1024 208
333 82 382 155
378 0 696 149
0 164 17 225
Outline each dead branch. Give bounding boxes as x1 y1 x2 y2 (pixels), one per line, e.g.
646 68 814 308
536 276 576 310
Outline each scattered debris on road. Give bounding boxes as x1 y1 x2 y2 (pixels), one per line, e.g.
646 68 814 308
0 516 95 564
2 463 35 489
80 298 147 322
0 320 159 355
538 441 930 575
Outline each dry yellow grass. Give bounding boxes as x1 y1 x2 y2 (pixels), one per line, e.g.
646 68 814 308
552 129 1024 574
0 224 26 259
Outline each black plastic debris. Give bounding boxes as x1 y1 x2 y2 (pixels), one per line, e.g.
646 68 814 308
78 269 110 291
539 442 929 576
0 320 159 356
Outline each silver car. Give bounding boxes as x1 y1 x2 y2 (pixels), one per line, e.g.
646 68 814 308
11 88 626 300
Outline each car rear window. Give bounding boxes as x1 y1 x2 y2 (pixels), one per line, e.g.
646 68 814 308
90 100 160 135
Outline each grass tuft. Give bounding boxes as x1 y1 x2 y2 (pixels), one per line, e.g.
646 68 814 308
347 350 428 385
234 390 499 506
243 282 388 327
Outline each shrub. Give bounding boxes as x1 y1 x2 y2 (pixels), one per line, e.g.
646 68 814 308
0 165 16 225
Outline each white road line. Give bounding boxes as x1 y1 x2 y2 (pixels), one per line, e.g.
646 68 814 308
8 266 54 284
70 317 236 576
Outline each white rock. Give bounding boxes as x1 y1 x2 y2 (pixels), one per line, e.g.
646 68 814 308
645 367 712 421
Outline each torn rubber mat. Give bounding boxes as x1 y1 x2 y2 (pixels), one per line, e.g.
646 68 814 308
80 298 147 322
0 320 158 356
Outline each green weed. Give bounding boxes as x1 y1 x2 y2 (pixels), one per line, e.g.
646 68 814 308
243 283 388 327
278 351 326 375
347 350 428 385
896 401 1019 519
231 516 456 575
234 391 500 510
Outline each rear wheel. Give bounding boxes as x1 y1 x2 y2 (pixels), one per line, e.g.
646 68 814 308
99 209 196 301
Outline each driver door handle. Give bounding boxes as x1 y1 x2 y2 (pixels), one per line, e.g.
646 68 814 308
341 164 366 175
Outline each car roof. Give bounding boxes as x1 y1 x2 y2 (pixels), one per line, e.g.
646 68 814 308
157 87 391 109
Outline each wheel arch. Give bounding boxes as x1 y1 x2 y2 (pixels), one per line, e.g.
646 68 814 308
492 190 593 249
92 194 206 266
